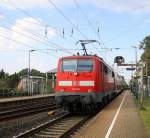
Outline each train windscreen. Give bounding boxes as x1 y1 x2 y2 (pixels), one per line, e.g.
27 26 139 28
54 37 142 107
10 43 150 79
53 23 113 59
61 59 77 72
61 59 93 72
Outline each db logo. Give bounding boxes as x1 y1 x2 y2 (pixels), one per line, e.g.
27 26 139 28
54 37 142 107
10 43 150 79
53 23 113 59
73 81 79 86
72 88 80 91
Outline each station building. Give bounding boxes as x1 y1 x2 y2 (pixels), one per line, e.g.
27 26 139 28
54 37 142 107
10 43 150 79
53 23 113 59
17 75 44 95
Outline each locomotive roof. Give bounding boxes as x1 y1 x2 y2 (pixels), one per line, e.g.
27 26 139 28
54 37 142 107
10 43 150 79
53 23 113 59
61 55 98 58
59 55 123 79
60 55 114 72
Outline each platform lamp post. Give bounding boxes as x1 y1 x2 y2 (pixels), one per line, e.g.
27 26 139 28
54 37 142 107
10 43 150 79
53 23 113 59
28 50 36 95
131 46 138 98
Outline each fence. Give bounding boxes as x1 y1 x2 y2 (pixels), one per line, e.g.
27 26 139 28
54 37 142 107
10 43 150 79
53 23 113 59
131 76 150 99
0 88 53 98
0 88 28 97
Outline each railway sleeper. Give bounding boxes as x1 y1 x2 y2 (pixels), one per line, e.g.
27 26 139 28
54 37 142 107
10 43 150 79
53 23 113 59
40 131 63 135
52 124 74 128
34 134 57 138
45 127 69 130
45 129 66 132
56 120 80 124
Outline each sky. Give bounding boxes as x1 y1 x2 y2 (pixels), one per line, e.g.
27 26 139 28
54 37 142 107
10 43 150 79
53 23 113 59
0 0 150 82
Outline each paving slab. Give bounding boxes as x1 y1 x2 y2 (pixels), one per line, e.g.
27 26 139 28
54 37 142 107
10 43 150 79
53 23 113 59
0 93 54 103
72 90 145 138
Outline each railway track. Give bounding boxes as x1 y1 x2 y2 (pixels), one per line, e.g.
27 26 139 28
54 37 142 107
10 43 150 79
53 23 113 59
14 112 91 138
0 97 55 112
0 103 59 121
13 91 124 138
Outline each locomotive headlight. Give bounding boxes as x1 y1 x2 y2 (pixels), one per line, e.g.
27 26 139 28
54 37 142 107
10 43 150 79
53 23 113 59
80 81 94 86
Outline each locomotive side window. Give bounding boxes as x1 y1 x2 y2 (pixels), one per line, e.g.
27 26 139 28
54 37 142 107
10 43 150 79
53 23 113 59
78 59 93 72
108 68 112 78
61 59 77 72
104 65 108 74
112 72 114 77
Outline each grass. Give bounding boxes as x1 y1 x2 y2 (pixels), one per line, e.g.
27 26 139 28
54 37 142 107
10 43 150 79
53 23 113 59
135 97 150 137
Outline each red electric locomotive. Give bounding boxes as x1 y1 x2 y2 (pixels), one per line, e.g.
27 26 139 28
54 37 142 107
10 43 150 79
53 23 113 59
55 40 124 112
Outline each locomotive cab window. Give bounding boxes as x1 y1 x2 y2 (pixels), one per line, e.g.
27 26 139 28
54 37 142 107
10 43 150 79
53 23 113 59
78 59 93 72
61 59 77 72
61 59 94 72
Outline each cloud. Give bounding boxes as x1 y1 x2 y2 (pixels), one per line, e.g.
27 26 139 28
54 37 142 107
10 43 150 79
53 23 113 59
0 17 57 74
0 0 72 10
0 0 49 9
0 27 13 50
0 17 56 50
0 14 5 19
90 0 150 13
1 0 150 13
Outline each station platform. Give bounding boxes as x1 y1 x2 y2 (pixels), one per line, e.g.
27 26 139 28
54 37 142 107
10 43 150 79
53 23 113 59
73 90 145 138
0 93 55 103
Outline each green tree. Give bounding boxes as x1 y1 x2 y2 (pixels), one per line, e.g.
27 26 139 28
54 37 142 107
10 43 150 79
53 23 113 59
31 69 45 77
140 35 150 76
18 68 28 76
0 69 9 88
0 68 46 89
138 35 150 110
7 73 20 88
0 69 5 79
18 68 45 77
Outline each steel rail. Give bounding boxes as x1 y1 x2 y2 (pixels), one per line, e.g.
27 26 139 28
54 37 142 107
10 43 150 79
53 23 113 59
0 103 59 121
14 112 91 138
14 112 70 138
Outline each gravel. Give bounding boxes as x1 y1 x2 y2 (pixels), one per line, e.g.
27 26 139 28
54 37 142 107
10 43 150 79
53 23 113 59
0 109 62 138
